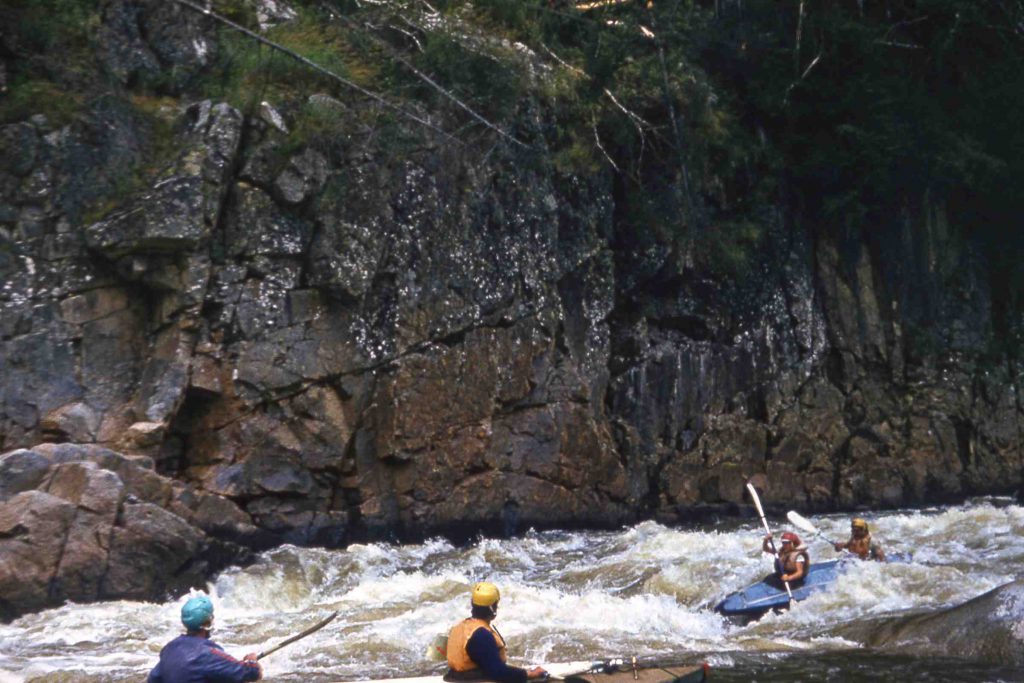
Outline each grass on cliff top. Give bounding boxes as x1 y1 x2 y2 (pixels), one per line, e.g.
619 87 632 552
191 0 773 277
0 0 99 125
80 94 183 226
199 8 384 110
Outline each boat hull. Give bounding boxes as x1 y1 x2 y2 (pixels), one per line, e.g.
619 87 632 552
345 661 707 683
564 663 708 683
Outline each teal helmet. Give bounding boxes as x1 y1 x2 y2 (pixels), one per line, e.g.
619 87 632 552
181 595 214 631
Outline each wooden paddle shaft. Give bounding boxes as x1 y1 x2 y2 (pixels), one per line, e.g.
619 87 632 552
258 611 339 660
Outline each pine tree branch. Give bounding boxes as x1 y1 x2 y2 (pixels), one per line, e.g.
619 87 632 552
329 7 530 148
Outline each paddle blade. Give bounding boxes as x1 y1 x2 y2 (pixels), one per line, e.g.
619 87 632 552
786 510 819 535
745 482 767 518
424 634 448 662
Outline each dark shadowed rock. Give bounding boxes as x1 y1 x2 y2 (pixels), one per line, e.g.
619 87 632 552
101 501 205 600
840 580 1024 667
0 123 38 177
274 148 328 205
98 0 216 93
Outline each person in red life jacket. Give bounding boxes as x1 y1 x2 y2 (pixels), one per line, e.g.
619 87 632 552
147 595 262 683
833 517 886 561
446 581 547 682
762 531 809 588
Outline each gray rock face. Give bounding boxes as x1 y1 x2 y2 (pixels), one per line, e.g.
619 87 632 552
0 0 1021 618
843 580 1024 667
98 0 216 93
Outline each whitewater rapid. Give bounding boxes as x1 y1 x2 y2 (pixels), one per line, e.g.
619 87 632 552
2 498 1022 682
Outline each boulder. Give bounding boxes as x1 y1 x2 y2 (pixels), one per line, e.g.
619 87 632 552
0 491 76 621
101 501 205 600
846 580 1024 667
0 446 255 621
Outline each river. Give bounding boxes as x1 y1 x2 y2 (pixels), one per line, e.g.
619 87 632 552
2 498 1022 682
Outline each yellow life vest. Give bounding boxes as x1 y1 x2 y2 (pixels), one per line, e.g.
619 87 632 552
446 618 507 672
846 533 874 559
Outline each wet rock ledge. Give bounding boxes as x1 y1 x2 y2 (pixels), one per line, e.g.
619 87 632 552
0 444 259 622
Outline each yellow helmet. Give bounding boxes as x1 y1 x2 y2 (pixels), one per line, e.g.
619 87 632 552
471 582 501 607
851 518 868 531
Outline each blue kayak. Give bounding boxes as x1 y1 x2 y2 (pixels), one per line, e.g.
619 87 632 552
714 553 911 617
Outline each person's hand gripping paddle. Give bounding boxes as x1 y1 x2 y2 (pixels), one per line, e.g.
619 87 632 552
746 482 793 602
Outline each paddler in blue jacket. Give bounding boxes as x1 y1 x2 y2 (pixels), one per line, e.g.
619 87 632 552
147 595 262 683
446 582 547 682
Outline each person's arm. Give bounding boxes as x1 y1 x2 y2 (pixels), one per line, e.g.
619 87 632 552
871 542 886 562
465 628 545 683
833 537 849 552
199 642 262 682
782 556 807 582
146 661 163 683
762 535 775 554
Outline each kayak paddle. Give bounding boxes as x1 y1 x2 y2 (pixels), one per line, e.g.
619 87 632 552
786 510 838 546
257 611 339 660
746 482 793 601
424 633 448 662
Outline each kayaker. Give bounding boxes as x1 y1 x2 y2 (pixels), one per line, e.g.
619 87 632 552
147 594 262 683
833 517 886 561
446 581 548 682
762 531 809 587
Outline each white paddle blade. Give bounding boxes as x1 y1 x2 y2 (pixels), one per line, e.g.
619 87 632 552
786 510 819 535
745 482 767 518
424 634 448 662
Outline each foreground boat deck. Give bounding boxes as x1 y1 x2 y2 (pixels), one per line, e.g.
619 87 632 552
344 661 708 683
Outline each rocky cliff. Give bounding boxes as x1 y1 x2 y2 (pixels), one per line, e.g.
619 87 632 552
0 0 1021 616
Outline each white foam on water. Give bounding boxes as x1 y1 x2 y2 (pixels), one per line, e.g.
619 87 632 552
1 500 1021 680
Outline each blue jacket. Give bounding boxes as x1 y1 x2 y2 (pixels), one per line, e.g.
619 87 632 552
465 627 528 683
148 634 262 683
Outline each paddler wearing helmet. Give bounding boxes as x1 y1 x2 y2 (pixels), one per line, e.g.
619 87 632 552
445 582 547 682
762 531 810 587
147 594 262 683
834 518 886 561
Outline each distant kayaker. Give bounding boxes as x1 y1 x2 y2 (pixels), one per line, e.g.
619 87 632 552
446 581 548 682
833 518 886 561
763 531 809 587
147 594 262 683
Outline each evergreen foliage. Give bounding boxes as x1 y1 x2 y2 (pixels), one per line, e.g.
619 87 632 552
0 0 98 124
701 0 1024 343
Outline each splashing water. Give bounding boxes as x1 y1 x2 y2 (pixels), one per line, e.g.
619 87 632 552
2 499 1022 682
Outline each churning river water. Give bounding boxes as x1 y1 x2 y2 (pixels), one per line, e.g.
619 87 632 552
2 498 1023 682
